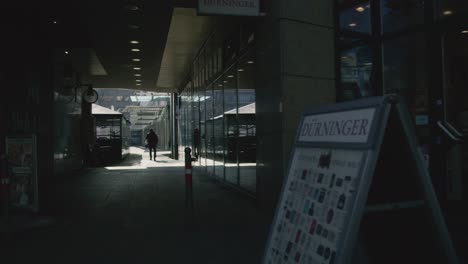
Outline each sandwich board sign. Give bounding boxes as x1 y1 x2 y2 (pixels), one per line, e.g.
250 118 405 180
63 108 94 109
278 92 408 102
262 95 459 264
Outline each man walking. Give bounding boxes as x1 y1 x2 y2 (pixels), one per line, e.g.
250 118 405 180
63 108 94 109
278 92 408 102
146 129 158 161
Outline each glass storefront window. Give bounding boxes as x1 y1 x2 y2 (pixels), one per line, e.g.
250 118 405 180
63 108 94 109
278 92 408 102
224 67 238 185
383 33 427 108
213 79 224 180
381 0 425 33
443 31 468 132
339 45 376 100
237 52 256 193
339 1 372 35
205 84 215 176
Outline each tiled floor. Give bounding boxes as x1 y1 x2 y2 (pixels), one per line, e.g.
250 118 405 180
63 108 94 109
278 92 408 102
0 147 270 264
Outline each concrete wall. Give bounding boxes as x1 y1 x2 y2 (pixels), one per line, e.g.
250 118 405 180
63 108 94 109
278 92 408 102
256 0 335 216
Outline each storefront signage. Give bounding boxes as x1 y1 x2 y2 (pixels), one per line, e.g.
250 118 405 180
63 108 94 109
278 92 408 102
262 95 459 264
198 0 260 16
299 108 375 143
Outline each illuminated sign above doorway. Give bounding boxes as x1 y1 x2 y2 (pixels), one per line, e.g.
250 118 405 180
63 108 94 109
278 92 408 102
198 0 260 16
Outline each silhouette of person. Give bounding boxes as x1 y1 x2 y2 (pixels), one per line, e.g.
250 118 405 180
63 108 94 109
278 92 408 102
146 129 158 161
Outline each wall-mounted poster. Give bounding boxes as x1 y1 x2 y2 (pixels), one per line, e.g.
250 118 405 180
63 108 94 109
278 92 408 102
5 134 39 212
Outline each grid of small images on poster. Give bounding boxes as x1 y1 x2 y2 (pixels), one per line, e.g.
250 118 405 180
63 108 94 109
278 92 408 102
264 147 365 264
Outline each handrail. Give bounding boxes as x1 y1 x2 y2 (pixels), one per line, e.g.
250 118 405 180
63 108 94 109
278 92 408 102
445 122 463 138
437 121 461 142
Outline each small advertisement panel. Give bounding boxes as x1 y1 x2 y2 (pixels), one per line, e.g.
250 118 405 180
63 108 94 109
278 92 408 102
198 0 260 16
5 134 39 212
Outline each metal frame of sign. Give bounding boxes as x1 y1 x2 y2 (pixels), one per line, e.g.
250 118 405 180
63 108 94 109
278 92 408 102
261 95 458 264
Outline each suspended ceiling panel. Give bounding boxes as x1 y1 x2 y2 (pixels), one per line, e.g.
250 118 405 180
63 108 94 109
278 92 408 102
157 8 217 92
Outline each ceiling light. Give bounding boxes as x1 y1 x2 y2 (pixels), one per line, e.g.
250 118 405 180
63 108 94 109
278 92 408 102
227 75 235 78
124 4 140 11
128 24 140 29
130 40 139 44
132 58 141 62
461 30 468 34
218 84 223 87
355 6 365 12
52 20 58 24
133 67 141 70
237 68 245 72
136 83 141 86
131 48 140 52
64 50 69 55
134 74 141 76
348 23 357 27
443 10 453 16
135 80 142 82
247 60 254 64
364 62 373 66
223 80 228 83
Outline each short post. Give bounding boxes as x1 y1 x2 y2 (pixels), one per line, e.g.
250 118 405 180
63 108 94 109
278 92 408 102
0 155 9 221
184 147 195 228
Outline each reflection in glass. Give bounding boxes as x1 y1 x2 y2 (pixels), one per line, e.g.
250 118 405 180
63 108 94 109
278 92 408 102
200 75 207 169
383 33 427 107
205 85 215 176
443 32 468 132
213 80 224 179
339 1 371 35
237 53 256 193
224 67 238 185
339 46 375 101
439 0 468 17
381 0 425 33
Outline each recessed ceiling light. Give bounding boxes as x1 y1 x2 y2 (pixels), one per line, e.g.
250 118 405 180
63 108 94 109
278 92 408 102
135 80 142 82
247 60 254 64
364 62 373 66
52 20 58 24
349 23 357 27
218 84 223 87
136 83 141 86
227 75 235 78
461 30 468 34
133 67 141 70
443 10 453 16
355 6 365 12
124 4 140 11
130 40 139 44
64 50 69 55
134 74 141 76
128 24 140 29
237 68 245 72
132 58 141 62
223 80 228 83
131 48 140 52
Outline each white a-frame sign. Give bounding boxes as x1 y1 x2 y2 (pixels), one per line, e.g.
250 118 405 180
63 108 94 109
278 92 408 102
262 95 459 264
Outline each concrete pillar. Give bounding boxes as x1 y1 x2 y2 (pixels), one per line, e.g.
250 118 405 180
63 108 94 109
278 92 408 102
256 0 335 215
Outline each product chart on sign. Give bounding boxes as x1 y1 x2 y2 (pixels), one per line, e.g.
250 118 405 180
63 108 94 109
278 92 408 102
266 148 365 264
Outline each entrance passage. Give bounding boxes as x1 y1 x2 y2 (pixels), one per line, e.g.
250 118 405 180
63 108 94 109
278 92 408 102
0 147 268 264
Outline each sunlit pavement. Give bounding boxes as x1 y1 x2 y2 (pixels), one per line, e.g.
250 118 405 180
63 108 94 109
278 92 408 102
0 147 270 264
